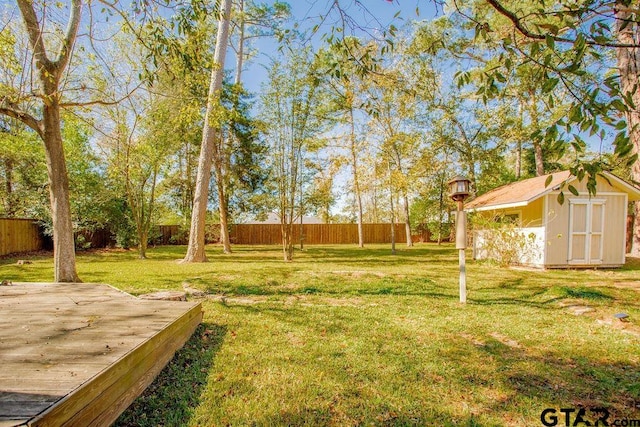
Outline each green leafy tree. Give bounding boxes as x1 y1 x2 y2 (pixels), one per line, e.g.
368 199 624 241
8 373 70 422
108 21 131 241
0 118 46 218
0 1 83 281
260 46 325 261
364 66 427 247
455 0 640 250
320 37 379 246
217 83 269 224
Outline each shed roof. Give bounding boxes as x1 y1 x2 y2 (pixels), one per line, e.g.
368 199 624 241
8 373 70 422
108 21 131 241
465 170 640 212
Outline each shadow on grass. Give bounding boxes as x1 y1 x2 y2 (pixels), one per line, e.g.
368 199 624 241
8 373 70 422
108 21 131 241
475 337 640 418
198 244 459 266
207 280 459 299
561 286 613 300
469 286 568 308
113 323 226 427
262 407 487 426
621 256 640 271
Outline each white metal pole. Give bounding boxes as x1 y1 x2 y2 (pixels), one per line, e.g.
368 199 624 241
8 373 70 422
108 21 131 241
459 248 466 303
455 202 467 304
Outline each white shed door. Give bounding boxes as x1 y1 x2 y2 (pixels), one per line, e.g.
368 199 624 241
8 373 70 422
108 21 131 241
568 199 605 265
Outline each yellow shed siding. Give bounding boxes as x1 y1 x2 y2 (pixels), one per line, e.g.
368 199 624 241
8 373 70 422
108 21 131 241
521 198 543 226
545 194 570 265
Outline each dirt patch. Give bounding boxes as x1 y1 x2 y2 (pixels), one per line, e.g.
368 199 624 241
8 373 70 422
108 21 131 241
315 296 366 307
332 270 386 278
509 266 544 272
182 282 206 297
489 332 521 348
286 332 306 347
460 333 486 347
612 281 640 291
289 294 368 307
207 293 370 308
207 294 268 305
595 316 640 337
559 303 595 315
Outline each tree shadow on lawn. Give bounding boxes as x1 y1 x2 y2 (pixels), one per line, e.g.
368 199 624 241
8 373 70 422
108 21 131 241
216 305 639 425
113 323 227 427
302 246 458 266
467 337 640 419
204 279 461 300
199 245 457 266
261 405 490 426
203 279 595 311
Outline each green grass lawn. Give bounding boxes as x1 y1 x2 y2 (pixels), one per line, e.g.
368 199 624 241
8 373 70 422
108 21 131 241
2 244 639 426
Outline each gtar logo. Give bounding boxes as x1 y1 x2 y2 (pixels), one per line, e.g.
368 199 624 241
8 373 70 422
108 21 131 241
541 408 610 426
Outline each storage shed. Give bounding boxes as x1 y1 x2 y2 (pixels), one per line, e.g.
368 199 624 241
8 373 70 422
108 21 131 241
466 171 640 268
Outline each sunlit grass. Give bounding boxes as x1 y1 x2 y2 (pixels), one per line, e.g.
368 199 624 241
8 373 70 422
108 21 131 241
2 244 639 425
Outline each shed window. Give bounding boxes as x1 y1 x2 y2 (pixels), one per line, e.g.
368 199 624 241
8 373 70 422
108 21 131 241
495 211 521 225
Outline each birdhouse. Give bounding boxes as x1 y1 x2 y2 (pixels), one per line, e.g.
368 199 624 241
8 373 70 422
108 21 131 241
448 176 471 202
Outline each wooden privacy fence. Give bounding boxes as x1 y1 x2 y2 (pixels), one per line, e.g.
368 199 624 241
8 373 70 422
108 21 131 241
0 218 43 256
229 223 408 245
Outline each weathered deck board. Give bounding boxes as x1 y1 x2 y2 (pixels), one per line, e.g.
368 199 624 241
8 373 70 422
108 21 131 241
0 282 203 427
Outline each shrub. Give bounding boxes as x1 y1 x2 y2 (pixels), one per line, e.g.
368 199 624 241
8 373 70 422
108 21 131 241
472 214 540 267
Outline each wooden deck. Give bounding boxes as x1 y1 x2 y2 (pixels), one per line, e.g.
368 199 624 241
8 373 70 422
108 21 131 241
0 283 203 427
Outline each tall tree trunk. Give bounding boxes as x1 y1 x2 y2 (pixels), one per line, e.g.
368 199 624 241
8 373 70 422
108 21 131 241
515 139 522 179
438 171 445 245
138 167 158 260
616 1 640 256
217 180 232 253
515 103 523 179
286 157 297 260
212 127 232 253
388 161 396 255
349 105 364 247
43 103 80 282
533 141 544 176
7 0 83 282
183 0 232 263
403 192 412 247
212 0 244 255
138 231 148 259
372 183 379 223
529 93 545 176
299 186 304 250
281 220 293 261
235 0 245 86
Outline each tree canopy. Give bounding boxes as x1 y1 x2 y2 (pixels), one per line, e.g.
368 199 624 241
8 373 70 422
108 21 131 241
2 0 639 270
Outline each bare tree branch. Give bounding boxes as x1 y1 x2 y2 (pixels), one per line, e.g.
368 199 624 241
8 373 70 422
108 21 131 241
16 0 53 73
54 0 83 71
60 81 145 108
0 102 43 138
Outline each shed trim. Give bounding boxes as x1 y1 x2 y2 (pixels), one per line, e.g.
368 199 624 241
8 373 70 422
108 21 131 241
543 194 548 266
548 191 628 196
468 200 530 212
600 173 640 200
622 193 629 264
